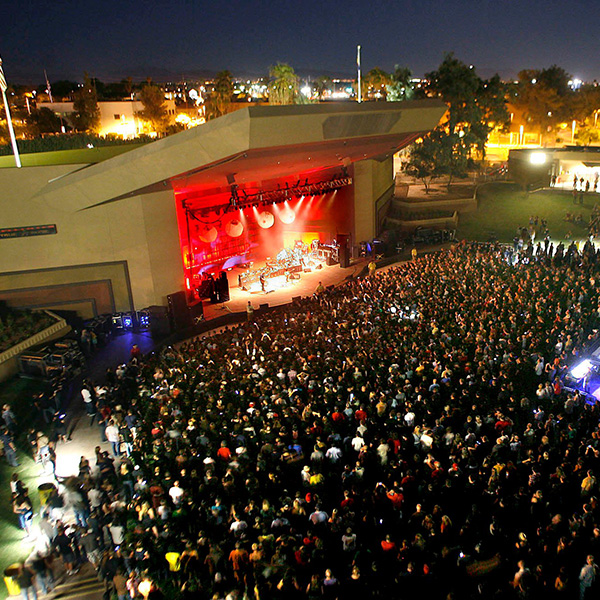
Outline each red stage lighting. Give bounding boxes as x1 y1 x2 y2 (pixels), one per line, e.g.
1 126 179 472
257 210 275 229
197 224 218 243
279 203 296 224
224 216 244 237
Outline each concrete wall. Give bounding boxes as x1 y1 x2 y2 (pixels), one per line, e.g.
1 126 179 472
0 165 183 315
353 157 394 242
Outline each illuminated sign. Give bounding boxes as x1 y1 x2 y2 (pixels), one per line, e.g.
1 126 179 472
0 224 57 239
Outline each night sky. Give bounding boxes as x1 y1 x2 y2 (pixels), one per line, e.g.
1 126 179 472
3 0 600 83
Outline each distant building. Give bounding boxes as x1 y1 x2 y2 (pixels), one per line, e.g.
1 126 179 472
38 99 178 138
509 146 600 190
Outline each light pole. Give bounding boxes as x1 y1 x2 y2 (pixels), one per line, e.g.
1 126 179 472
357 45 362 103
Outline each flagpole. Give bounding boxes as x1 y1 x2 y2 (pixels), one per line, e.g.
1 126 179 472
0 58 21 168
357 45 362 104
1 88 21 168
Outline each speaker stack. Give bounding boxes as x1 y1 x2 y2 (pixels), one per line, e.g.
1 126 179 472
144 305 170 337
336 234 351 268
167 291 192 331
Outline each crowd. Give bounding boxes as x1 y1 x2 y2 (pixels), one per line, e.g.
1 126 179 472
0 306 56 354
11 240 600 599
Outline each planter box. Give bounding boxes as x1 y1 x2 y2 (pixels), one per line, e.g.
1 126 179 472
0 312 71 382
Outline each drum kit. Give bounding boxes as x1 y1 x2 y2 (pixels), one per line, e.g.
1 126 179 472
239 239 337 290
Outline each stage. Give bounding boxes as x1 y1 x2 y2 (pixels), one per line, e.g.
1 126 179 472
200 257 368 321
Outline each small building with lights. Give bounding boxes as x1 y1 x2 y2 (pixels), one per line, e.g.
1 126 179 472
509 146 600 191
38 99 179 138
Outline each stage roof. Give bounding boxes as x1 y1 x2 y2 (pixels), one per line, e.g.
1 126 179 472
33 100 446 212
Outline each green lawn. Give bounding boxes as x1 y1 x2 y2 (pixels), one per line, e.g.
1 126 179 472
457 182 597 243
0 144 145 168
0 377 47 599
0 455 43 600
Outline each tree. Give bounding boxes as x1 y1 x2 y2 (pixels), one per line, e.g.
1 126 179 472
45 80 78 101
206 70 233 120
387 66 413 102
364 68 392 100
403 133 444 193
314 76 332 101
510 65 573 142
71 73 100 132
137 83 170 135
403 127 472 192
575 119 600 145
268 63 299 105
571 84 600 143
425 54 509 161
124 77 134 99
26 107 64 136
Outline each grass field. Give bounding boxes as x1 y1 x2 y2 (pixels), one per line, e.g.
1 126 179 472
0 455 43 600
457 182 597 243
0 144 145 168
0 378 48 599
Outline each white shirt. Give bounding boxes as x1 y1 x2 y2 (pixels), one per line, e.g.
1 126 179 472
351 436 365 452
105 425 120 443
169 485 184 504
81 389 92 403
326 447 342 462
88 488 103 508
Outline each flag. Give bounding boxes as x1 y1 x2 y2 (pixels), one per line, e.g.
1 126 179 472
0 58 7 93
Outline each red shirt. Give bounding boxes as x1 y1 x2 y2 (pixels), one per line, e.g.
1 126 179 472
217 447 232 461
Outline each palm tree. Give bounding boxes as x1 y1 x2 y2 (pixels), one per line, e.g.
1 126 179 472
387 66 414 102
206 71 233 120
268 63 299 105
314 76 332 101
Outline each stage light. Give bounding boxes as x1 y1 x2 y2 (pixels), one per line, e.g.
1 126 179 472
571 359 592 379
529 152 546 165
279 205 296 224
225 218 244 237
122 313 134 329
197 225 218 243
257 210 275 229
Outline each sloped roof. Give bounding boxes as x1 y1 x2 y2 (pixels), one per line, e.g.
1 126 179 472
33 100 446 212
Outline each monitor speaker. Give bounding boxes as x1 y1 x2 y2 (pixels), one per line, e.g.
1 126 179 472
145 306 170 337
189 300 204 324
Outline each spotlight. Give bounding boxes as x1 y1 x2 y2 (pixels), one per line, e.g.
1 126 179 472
529 152 547 165
258 211 275 228
279 206 295 224
571 359 592 379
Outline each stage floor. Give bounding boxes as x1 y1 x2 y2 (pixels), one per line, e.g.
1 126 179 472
201 258 368 321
